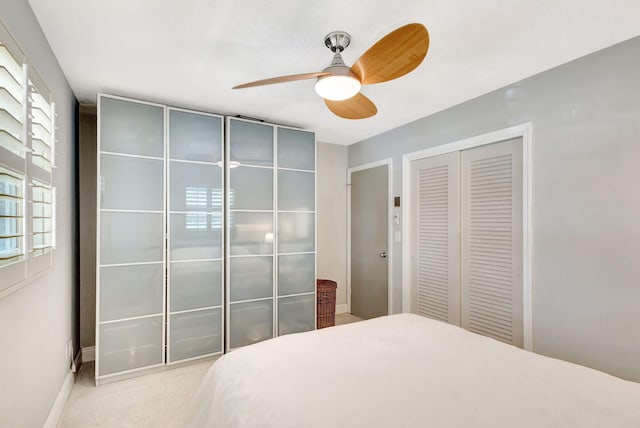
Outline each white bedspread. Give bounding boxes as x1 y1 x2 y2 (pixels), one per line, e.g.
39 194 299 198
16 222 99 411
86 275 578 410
187 314 640 427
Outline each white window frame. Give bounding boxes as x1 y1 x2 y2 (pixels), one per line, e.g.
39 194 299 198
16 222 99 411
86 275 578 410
0 19 56 300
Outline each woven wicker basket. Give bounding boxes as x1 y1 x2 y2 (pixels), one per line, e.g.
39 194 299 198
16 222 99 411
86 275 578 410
316 279 337 329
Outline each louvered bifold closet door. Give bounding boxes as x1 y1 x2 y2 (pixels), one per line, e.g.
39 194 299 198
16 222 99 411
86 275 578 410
411 152 460 325
461 138 523 347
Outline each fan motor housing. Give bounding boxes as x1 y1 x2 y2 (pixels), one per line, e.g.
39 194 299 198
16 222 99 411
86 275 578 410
324 31 351 53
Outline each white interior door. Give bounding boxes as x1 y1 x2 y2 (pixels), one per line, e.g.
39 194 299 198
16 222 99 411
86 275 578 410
461 138 523 347
410 152 460 325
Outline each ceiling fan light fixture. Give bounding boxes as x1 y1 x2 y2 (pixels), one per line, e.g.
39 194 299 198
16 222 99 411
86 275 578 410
314 74 361 101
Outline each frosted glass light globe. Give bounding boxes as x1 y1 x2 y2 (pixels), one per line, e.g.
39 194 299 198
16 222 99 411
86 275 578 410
314 75 361 101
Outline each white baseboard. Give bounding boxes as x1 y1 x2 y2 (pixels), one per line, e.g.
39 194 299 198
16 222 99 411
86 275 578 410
43 370 73 428
82 346 95 362
335 303 348 314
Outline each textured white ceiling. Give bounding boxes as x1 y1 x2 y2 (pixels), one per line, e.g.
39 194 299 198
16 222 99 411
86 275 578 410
27 0 640 145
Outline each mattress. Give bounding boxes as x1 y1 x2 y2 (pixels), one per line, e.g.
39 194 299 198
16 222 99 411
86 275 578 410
186 313 640 427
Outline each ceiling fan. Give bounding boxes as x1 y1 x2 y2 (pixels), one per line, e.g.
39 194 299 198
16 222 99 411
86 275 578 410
232 23 429 119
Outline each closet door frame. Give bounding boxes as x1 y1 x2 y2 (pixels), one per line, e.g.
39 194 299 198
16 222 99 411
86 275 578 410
224 118 317 351
224 117 277 351
274 124 317 335
166 107 225 365
346 158 394 316
95 94 167 384
402 123 533 350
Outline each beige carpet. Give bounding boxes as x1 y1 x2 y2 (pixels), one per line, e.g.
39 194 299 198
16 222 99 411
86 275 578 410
59 315 363 427
58 360 213 427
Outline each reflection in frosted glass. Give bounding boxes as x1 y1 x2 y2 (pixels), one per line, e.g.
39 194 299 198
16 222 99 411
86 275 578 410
229 212 273 256
100 97 164 157
170 260 222 311
169 161 222 212
169 110 222 163
229 119 273 167
278 212 315 253
229 166 273 210
278 294 315 335
100 212 163 265
229 299 273 348
278 170 314 211
230 256 273 302
170 213 223 260
277 128 315 171
98 316 163 376
101 155 163 211
100 264 163 321
278 253 315 296
169 308 222 362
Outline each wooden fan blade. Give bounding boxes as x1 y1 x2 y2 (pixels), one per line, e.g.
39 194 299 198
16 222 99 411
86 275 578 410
324 93 377 119
233 72 330 89
351 23 429 85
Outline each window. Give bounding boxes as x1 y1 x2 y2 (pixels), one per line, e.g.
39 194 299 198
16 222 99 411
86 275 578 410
0 38 27 295
0 24 56 297
29 84 54 172
0 44 24 157
30 179 54 255
26 71 55 276
0 167 24 266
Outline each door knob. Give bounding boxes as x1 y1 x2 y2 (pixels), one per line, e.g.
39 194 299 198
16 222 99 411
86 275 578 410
379 252 387 258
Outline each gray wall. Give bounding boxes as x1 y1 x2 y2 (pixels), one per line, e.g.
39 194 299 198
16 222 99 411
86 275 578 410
0 1 77 426
349 36 640 382
79 107 97 350
317 143 348 308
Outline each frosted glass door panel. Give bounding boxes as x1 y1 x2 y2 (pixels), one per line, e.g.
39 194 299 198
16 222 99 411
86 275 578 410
170 162 222 212
229 212 273 255
278 212 315 253
229 166 273 210
100 212 163 264
100 155 163 211
278 294 315 335
170 213 222 260
229 256 273 302
278 253 315 296
169 110 222 163
278 170 315 211
98 316 163 376
100 264 163 321
170 260 222 311
228 119 273 167
229 299 273 348
277 128 315 171
100 97 164 157
169 308 222 362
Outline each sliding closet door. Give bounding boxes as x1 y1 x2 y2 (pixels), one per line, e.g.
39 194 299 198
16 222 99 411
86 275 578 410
410 152 461 325
97 95 165 380
167 108 224 363
276 127 316 335
461 138 523 347
226 118 275 350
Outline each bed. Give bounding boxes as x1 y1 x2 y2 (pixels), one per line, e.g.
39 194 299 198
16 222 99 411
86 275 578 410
186 314 640 427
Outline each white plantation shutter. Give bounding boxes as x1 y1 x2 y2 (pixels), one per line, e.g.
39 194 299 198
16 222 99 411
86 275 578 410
461 138 523 347
411 152 461 325
27 71 55 276
0 39 27 293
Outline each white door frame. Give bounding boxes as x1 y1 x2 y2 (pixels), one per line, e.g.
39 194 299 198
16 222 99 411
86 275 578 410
347 158 393 316
401 123 534 351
